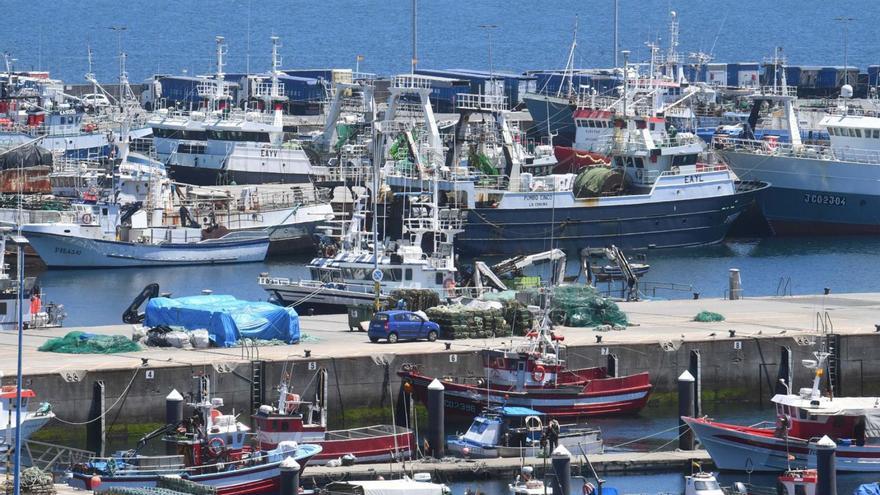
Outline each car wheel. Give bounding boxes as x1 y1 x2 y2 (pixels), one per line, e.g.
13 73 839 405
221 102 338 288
369 336 379 343
427 330 438 342
388 332 399 343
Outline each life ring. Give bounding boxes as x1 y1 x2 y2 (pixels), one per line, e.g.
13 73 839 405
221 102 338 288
81 213 93 224
323 244 337 257
532 365 546 382
671 166 680 175
443 277 456 298
583 482 596 495
207 437 225 456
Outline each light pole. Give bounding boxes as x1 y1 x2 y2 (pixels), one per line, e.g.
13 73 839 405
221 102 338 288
109 26 127 102
10 232 28 495
479 24 498 95
834 16 854 86
621 50 630 116
356 55 364 74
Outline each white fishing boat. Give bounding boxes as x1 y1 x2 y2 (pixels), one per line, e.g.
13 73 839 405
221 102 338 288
150 37 316 186
0 386 54 455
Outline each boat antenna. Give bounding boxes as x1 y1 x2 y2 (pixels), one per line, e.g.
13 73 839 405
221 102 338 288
557 16 579 99
613 0 619 67
411 0 418 75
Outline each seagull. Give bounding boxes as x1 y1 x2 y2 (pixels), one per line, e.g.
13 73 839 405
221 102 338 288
708 332 716 337
681 334 686 339
756 330 763 335
779 330 787 334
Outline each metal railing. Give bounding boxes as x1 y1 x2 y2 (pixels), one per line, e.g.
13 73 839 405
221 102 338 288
21 439 94 473
456 93 508 112
716 136 880 165
391 74 433 90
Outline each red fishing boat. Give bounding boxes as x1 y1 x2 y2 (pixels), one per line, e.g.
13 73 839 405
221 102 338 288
254 367 414 464
684 351 880 472
399 328 652 419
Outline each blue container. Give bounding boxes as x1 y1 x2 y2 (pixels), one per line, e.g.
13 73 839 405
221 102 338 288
726 64 740 87
869 66 880 86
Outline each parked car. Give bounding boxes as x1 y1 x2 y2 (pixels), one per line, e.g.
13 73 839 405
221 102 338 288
368 310 440 343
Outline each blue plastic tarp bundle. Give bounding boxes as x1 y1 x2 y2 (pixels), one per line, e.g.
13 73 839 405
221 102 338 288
144 295 299 347
855 484 880 495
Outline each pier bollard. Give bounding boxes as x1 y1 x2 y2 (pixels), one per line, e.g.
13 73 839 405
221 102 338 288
279 457 301 495
86 380 106 457
814 435 837 495
426 378 445 458
165 389 184 455
678 371 696 451
549 445 572 495
728 269 742 300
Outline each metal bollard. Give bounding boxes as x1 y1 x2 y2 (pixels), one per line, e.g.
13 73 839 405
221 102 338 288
427 379 445 458
678 370 696 450
165 389 184 455
814 435 837 495
729 269 742 300
550 445 572 495
280 457 301 495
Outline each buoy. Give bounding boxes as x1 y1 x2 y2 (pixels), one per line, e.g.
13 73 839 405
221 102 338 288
532 365 546 382
90 475 102 489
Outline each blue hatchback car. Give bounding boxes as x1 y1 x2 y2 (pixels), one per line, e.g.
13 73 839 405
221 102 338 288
368 310 440 343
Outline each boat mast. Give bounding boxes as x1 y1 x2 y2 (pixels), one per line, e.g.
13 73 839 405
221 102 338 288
613 0 619 68
558 17 579 99
411 0 418 75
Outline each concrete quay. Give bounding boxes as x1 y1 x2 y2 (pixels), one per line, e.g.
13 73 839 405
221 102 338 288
3 292 879 425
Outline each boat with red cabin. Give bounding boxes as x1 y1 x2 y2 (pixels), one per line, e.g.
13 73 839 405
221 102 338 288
684 351 880 472
254 367 414 464
69 378 322 495
399 326 652 420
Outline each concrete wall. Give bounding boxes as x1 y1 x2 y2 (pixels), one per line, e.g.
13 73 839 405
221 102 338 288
25 333 880 426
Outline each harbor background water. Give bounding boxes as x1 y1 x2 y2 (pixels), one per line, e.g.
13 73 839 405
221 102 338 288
3 1 880 85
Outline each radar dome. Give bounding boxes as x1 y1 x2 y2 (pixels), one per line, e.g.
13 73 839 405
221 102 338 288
841 84 854 98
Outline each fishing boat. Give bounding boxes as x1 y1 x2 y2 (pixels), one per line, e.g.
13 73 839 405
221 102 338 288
447 406 602 459
399 322 652 419
684 351 880 472
508 466 551 495
716 85 880 235
0 386 54 454
253 367 414 464
69 379 322 495
151 37 316 186
684 471 724 495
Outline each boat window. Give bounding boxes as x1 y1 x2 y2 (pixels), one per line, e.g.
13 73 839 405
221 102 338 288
405 269 412 281
795 485 807 495
672 154 698 166
649 123 656 131
855 129 862 138
613 157 625 168
634 158 644 169
874 129 880 138
0 302 6 315
310 268 318 279
830 127 838 136
626 157 635 168
436 273 444 285
587 121 595 128
695 481 720 491
798 408 807 420
281 421 289 431
469 419 490 435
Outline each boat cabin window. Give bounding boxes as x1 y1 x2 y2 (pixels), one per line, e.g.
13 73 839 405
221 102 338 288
436 273 444 285
798 408 807 420
855 129 862 138
695 481 720 491
634 158 644 169
382 269 402 282
613 157 625 168
0 302 6 315
672 154 698 166
207 130 271 142
405 269 412 281
873 129 880 138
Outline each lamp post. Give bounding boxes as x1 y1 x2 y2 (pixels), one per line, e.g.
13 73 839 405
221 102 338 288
479 24 498 94
833 16 855 86
10 232 28 495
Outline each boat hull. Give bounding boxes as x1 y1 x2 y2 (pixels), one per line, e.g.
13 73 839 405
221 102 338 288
522 93 577 147
447 431 602 459
23 232 269 268
400 370 652 419
258 427 414 464
455 182 766 256
685 417 880 472
166 164 312 187
70 446 321 495
721 149 880 235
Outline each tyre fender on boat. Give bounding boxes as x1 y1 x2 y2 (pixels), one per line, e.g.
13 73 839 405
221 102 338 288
207 436 225 456
81 213 93 224
532 365 546 382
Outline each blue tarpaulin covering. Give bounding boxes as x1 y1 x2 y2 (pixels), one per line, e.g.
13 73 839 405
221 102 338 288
145 295 300 347
855 484 880 495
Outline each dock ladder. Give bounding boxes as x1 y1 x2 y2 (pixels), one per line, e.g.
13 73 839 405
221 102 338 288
250 359 265 412
817 311 842 395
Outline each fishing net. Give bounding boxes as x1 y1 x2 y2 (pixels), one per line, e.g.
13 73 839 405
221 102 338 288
694 311 725 322
38 331 141 354
549 285 628 327
388 289 441 312
425 305 510 340
2 467 54 494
